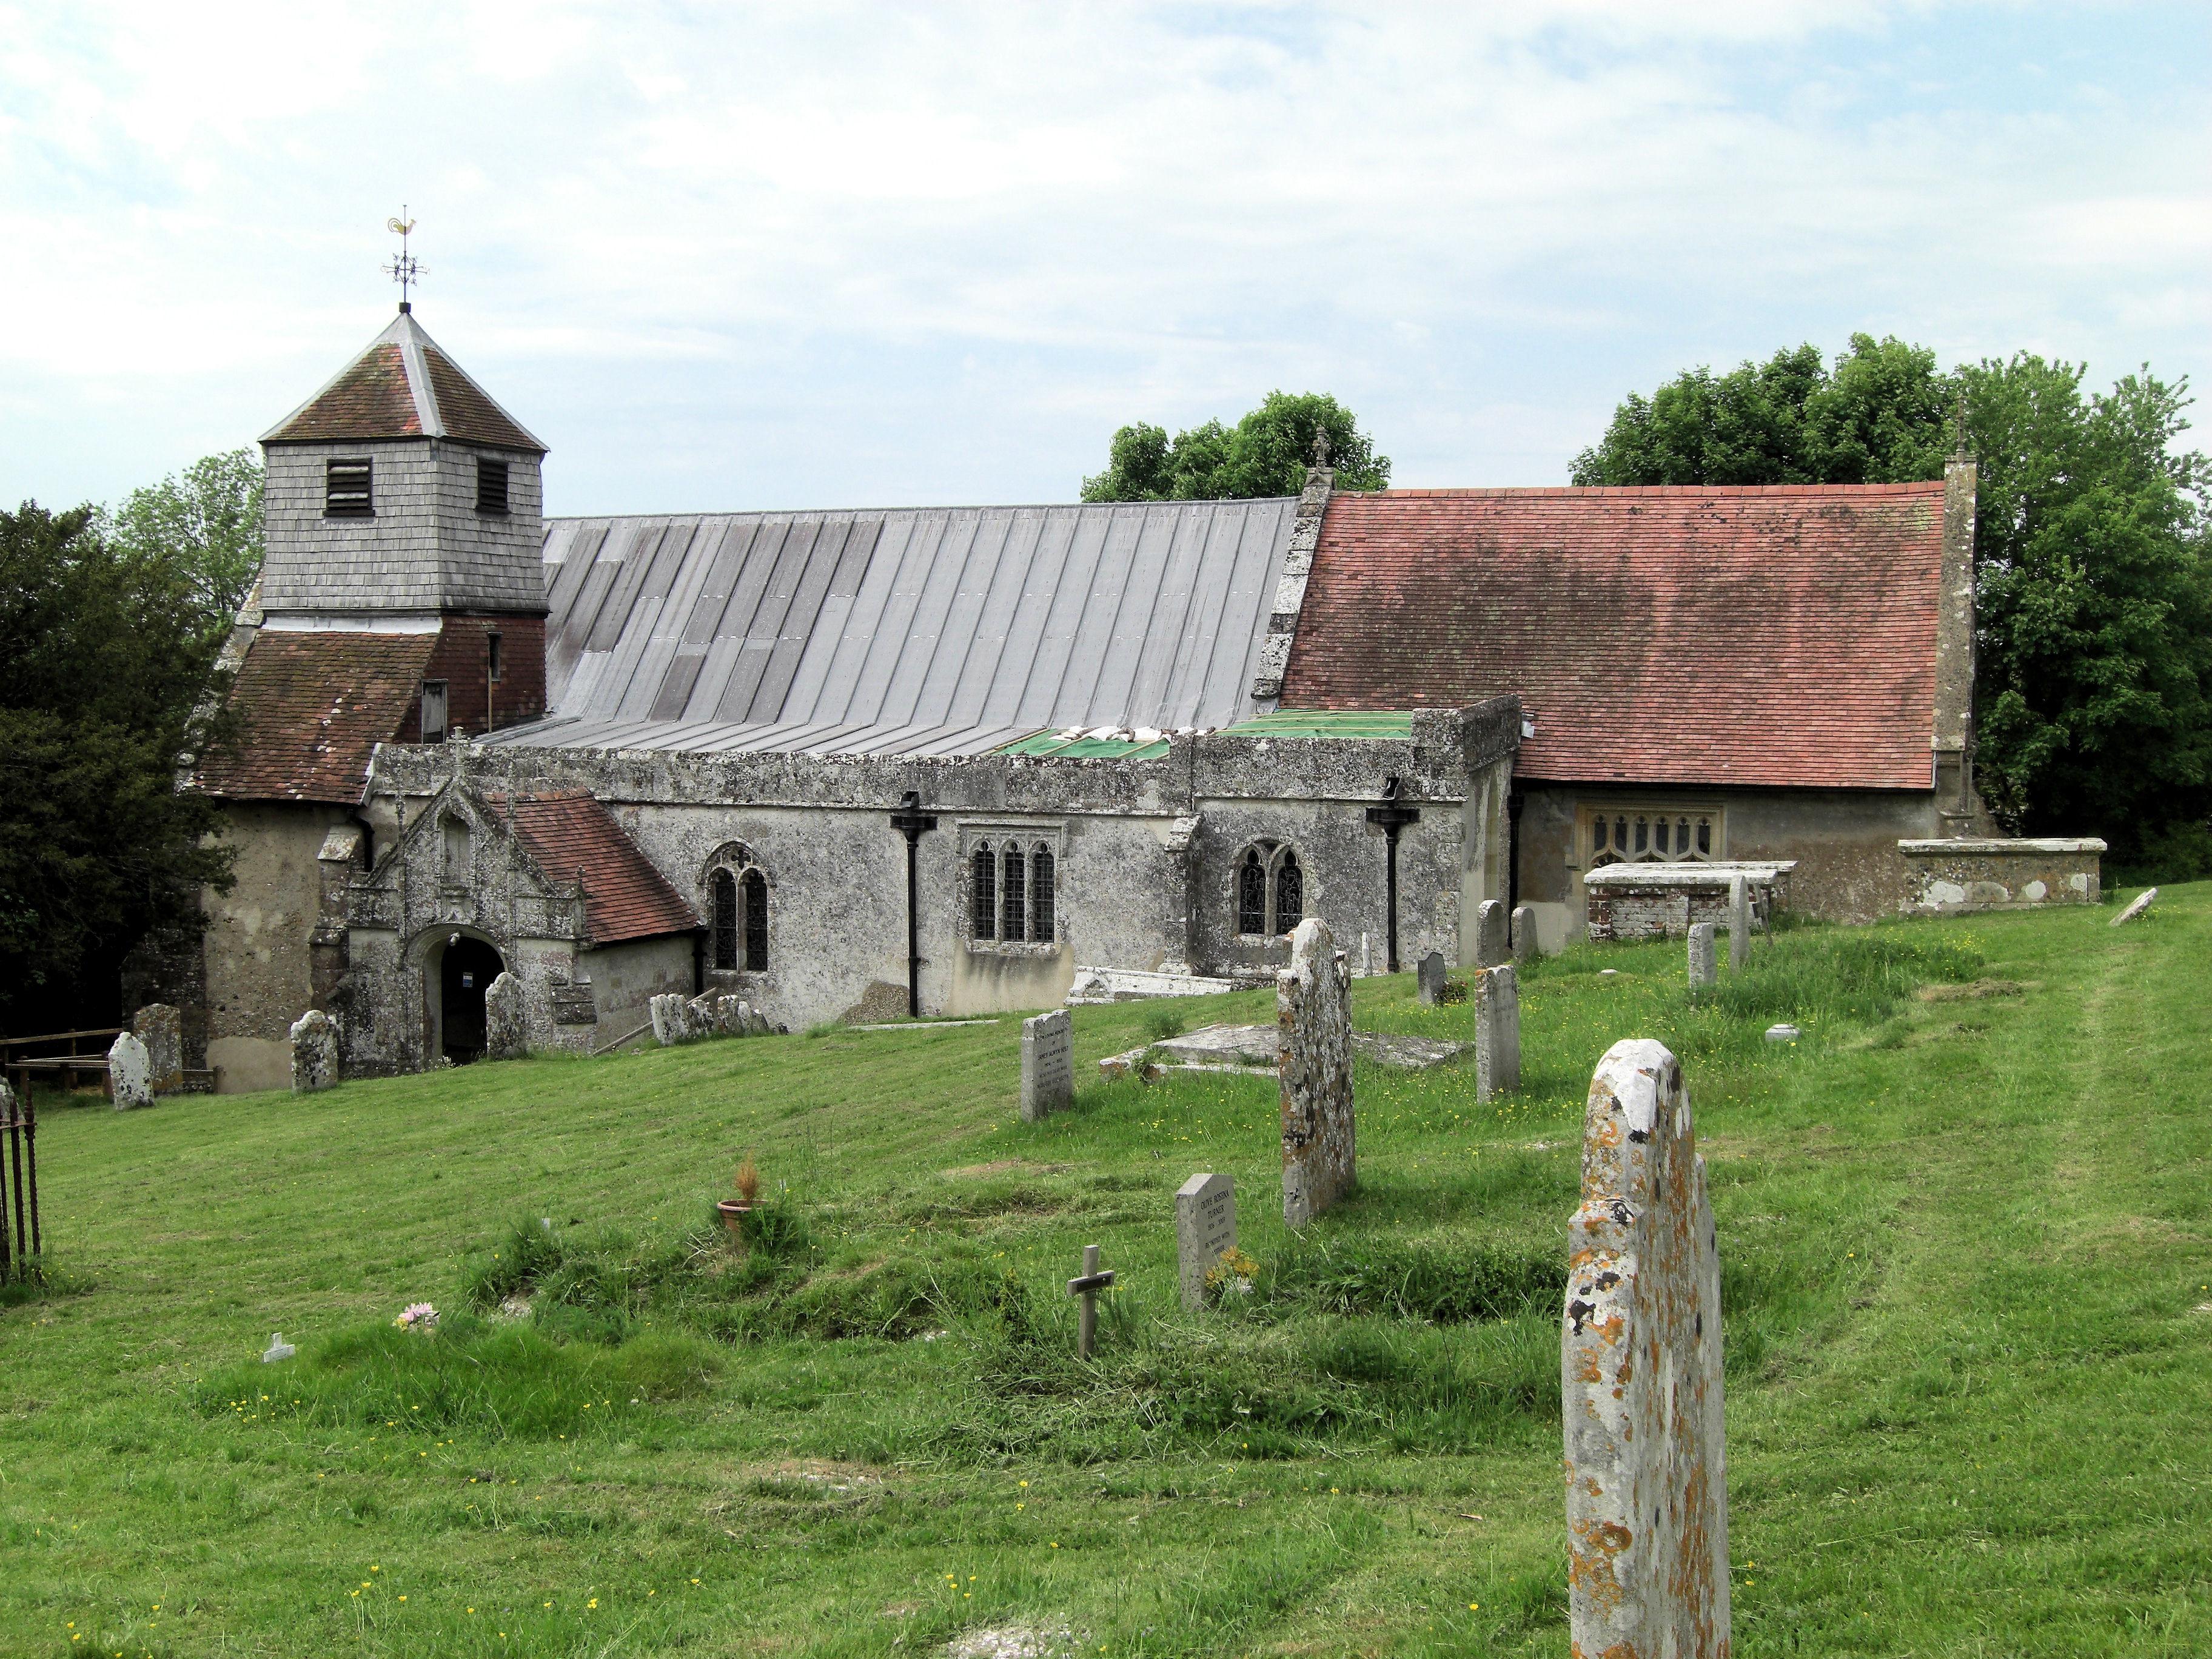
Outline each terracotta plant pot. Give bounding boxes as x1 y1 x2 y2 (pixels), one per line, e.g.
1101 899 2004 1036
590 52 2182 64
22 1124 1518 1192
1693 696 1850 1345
716 1199 752 1239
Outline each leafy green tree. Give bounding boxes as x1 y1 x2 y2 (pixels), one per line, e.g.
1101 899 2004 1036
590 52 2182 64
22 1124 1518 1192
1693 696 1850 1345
1964 356 2212 855
1083 391 1390 501
1573 339 2212 870
98 447 263 645
1570 335 1954 486
0 503 236 1034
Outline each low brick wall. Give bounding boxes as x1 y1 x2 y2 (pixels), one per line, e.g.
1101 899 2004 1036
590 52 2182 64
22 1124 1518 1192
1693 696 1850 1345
1897 839 2105 915
1584 863 1794 942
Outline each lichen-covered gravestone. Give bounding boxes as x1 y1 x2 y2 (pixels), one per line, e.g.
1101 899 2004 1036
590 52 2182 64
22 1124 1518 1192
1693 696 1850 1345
1175 1171 1237 1308
1278 917 1354 1228
133 1003 183 1094
2111 886 2157 927
1563 1039 1730 1659
1512 904 1538 967
1473 964 1520 1101
289 1009 340 1094
1727 876 1750 973
1416 950 1449 1005
1687 921 1717 989
1475 899 1510 968
483 971 528 1061
108 1031 154 1110
1020 1008 1074 1123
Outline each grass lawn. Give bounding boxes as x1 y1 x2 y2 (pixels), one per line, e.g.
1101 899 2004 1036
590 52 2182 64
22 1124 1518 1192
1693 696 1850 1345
4 886 2210 1657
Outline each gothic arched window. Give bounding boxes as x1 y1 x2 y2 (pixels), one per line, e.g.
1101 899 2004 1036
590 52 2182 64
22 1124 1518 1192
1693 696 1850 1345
1000 842 1027 943
1237 848 1268 936
742 868 768 970
1030 844 1056 942
1233 840 1306 938
971 845 997 939
711 867 739 970
1275 850 1303 930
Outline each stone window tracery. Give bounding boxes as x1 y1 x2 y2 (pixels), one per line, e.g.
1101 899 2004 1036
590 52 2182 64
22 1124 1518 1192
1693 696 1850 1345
1233 839 1305 937
971 846 997 940
702 844 769 971
960 821 1064 949
1000 842 1027 942
1582 804 1723 870
1030 844 1056 942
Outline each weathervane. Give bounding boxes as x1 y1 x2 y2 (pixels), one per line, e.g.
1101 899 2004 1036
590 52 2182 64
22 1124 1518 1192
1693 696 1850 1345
383 209 425 313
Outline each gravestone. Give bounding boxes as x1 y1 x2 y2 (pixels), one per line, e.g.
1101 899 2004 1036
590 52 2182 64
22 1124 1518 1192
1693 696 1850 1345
1512 904 1537 968
1175 1172 1238 1309
1564 1039 1730 1658
1020 1008 1074 1122
2111 886 2157 927
262 1332 295 1364
1727 875 1750 973
1473 964 1520 1101
1278 916 1355 1228
290 1009 339 1093
1475 899 1510 968
1416 950 1449 1005
483 971 528 1060
133 1003 183 1094
108 1030 153 1110
1687 921 1718 989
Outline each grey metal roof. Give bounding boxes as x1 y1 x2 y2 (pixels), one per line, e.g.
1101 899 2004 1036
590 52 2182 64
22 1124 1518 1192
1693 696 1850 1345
481 499 1300 757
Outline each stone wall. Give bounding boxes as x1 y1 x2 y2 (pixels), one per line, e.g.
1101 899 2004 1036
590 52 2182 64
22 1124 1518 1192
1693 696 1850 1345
1897 838 2105 914
203 799 358 1092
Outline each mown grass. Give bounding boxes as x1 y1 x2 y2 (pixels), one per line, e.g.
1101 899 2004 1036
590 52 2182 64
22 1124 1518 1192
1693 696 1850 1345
2 891 2209 1655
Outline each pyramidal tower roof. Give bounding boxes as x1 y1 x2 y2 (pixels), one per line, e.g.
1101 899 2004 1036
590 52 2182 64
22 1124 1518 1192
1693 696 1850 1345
261 309 545 453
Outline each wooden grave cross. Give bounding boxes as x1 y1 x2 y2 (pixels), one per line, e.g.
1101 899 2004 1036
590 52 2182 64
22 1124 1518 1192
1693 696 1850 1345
1065 1243 1116 1359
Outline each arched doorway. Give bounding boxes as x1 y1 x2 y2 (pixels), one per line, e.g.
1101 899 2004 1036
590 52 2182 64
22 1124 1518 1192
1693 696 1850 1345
436 935 506 1064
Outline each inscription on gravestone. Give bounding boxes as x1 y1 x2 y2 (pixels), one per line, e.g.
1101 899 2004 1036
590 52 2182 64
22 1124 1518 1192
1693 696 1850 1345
1175 1172 1237 1309
1563 1039 1730 1658
1021 1008 1075 1122
1279 917 1355 1228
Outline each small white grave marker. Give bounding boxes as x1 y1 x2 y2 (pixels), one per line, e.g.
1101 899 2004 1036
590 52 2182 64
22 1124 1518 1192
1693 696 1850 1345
1021 1008 1074 1122
1175 1173 1237 1309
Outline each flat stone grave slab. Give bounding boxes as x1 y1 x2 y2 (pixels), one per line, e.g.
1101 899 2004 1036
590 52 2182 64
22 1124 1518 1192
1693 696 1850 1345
1154 1023 1467 1073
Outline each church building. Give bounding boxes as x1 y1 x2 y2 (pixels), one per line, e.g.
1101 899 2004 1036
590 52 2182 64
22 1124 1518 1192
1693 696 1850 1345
182 306 2033 1088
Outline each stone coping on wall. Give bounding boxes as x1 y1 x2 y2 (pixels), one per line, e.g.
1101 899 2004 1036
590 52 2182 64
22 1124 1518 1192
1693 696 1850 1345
1582 860 1797 891
1897 837 2108 856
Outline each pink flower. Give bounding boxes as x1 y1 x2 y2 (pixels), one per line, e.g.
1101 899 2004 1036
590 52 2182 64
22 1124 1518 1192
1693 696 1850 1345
395 1302 439 1330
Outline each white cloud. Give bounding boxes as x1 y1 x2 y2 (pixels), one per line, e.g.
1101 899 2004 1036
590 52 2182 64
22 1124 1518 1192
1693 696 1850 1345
1 0 2204 511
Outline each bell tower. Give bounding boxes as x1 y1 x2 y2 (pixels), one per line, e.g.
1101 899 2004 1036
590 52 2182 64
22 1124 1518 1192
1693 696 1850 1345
255 299 549 739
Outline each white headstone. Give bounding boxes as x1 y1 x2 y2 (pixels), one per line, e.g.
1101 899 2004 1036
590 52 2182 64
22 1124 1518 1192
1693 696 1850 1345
1279 917 1355 1228
2111 886 2157 927
1475 899 1510 968
289 1009 339 1093
1474 964 1520 1101
133 1003 183 1093
1687 921 1718 989
483 971 528 1060
108 1030 153 1110
262 1333 296 1364
1564 1039 1729 1658
1175 1172 1238 1309
1511 904 1538 967
1727 876 1750 973
1020 1008 1074 1123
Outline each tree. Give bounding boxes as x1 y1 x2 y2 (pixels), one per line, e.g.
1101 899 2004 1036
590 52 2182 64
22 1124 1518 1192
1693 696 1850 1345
98 447 263 645
0 503 237 1034
1570 335 1955 486
1573 339 2212 871
1083 391 1390 501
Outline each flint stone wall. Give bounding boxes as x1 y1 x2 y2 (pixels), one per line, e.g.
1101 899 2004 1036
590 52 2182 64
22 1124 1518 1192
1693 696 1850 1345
1898 837 2105 914
1278 917 1354 1228
1564 1039 1729 1659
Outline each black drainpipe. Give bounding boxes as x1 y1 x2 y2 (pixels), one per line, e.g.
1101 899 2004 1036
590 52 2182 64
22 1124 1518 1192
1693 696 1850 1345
1506 788 1524 913
888 790 939 1017
1364 776 1421 974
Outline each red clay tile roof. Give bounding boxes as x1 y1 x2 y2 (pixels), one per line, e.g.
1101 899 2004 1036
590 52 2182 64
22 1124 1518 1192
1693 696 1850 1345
193 630 437 802
489 792 700 945
263 311 546 452
1280 483 1948 790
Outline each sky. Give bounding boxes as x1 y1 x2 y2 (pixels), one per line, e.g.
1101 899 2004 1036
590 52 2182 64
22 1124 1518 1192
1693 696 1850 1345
3 1 2207 517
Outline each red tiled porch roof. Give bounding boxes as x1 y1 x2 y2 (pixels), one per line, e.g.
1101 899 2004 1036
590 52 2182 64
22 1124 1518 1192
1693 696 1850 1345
1279 483 1948 790
489 792 700 945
